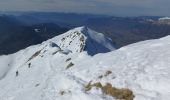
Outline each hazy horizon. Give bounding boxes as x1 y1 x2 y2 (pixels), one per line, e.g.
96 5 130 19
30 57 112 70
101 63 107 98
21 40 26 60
0 0 169 16
0 11 169 18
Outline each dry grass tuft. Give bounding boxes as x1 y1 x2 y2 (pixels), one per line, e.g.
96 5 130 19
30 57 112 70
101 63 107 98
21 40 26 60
28 50 41 61
85 82 134 100
102 83 134 100
85 81 102 91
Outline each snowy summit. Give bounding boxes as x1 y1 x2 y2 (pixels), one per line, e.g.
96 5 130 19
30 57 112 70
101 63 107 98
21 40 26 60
48 26 116 55
0 27 170 100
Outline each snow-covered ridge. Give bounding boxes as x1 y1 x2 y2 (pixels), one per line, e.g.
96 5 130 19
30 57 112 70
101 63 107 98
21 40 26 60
0 27 170 100
46 26 115 55
159 17 170 21
152 17 170 25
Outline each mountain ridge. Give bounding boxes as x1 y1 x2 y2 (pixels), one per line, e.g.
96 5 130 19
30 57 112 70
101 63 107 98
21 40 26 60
46 26 115 55
0 27 170 100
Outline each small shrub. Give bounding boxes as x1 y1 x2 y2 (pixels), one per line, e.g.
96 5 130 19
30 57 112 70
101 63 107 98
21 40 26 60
80 36 85 42
66 62 74 69
35 84 40 87
72 35 76 39
98 75 103 79
43 50 47 53
61 38 65 41
98 70 112 79
52 51 58 55
104 70 112 77
80 43 85 52
59 90 65 95
66 58 71 62
28 63 31 68
76 32 81 36
69 41 72 45
16 71 19 77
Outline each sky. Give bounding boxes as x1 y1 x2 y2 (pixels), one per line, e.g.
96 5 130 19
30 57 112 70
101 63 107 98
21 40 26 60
0 0 169 16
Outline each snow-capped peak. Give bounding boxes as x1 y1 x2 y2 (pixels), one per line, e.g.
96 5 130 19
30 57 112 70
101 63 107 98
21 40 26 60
47 26 115 55
159 17 170 20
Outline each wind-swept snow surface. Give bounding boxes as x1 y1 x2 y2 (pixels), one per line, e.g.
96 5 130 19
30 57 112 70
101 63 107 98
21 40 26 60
0 27 170 100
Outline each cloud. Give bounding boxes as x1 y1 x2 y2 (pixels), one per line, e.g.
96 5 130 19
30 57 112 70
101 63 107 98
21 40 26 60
0 0 169 16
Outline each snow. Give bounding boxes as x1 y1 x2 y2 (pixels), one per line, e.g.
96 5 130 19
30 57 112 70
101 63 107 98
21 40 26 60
47 26 116 55
34 29 41 33
159 17 170 20
0 27 170 100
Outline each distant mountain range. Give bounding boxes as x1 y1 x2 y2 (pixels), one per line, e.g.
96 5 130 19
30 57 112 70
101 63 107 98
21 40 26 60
0 15 69 55
85 17 170 48
0 12 170 55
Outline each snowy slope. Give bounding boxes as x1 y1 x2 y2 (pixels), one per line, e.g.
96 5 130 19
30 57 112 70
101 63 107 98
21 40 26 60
0 27 170 100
